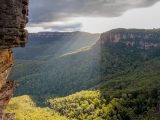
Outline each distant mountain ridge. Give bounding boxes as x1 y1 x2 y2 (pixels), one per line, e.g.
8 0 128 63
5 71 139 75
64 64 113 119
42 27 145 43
13 31 100 60
29 31 99 37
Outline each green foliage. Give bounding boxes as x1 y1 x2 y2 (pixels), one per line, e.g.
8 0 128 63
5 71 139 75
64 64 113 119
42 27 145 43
99 57 160 120
48 91 104 120
48 91 130 120
6 95 68 120
9 30 160 119
47 52 160 120
10 33 100 104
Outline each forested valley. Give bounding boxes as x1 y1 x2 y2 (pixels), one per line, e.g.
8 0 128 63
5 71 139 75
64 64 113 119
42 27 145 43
8 29 160 120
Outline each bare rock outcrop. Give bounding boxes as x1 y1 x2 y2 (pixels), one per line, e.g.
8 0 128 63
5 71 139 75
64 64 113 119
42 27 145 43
100 28 160 50
0 0 29 119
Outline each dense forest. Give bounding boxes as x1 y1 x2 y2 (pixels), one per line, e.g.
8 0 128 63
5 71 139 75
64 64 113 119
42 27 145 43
9 29 160 119
10 32 100 104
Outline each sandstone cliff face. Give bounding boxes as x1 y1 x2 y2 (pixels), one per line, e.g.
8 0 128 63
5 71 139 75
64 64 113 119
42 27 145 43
100 28 160 50
0 0 28 49
0 0 28 119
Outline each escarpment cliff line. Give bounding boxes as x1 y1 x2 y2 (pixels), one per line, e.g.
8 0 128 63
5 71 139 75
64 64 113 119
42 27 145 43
0 0 29 119
100 28 160 50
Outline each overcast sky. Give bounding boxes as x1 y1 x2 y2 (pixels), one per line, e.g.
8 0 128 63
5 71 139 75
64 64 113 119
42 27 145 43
27 0 160 33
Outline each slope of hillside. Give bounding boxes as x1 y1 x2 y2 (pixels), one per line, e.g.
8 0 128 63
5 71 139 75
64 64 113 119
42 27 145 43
99 57 160 120
97 28 160 120
100 28 160 80
48 57 160 120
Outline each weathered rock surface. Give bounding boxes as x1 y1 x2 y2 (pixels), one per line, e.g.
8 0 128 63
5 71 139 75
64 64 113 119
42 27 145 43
0 0 29 119
0 0 28 49
0 50 14 90
100 28 160 50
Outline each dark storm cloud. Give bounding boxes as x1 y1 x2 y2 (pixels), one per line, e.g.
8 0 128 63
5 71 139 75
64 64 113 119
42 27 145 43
28 0 160 31
29 0 160 24
45 23 82 31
